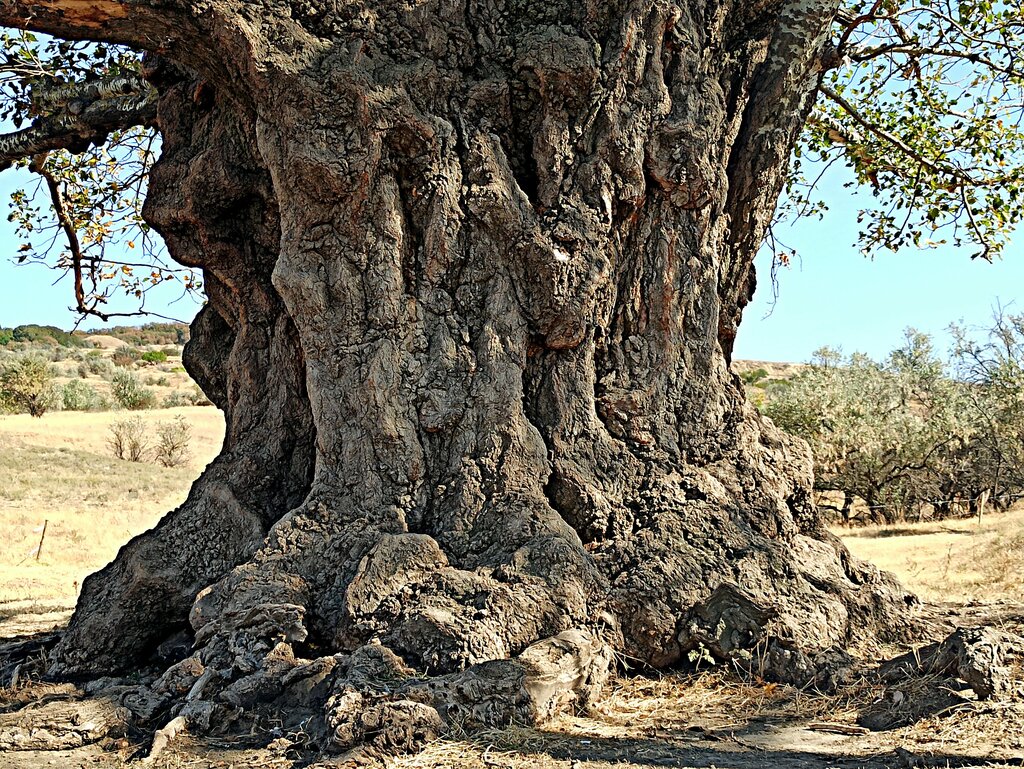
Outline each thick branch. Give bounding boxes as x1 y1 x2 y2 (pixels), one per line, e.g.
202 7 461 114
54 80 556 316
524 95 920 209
0 0 180 48
0 73 156 170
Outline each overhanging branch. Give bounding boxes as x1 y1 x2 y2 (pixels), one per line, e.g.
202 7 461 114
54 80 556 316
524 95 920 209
0 0 180 49
0 73 157 170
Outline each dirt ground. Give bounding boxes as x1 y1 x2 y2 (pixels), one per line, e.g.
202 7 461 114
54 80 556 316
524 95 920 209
1 601 1021 768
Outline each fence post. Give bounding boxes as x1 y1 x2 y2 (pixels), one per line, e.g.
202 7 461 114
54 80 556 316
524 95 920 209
36 519 48 562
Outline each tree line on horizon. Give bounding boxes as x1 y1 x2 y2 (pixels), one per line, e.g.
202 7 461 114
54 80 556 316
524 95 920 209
0 321 189 348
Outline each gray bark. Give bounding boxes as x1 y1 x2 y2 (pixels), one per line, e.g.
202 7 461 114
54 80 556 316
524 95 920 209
2 0 914 752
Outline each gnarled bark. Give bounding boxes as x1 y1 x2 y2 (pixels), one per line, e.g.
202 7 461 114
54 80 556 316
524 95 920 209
5 0 914 754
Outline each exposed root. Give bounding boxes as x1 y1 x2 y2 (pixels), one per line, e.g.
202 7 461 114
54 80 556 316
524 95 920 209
141 714 187 764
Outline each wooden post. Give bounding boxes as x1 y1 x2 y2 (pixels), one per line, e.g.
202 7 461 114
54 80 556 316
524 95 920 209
977 490 989 529
36 519 48 562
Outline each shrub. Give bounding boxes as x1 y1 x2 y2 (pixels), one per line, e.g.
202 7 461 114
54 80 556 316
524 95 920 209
141 350 168 364
162 391 191 408
109 416 148 462
740 367 769 386
0 355 57 417
84 357 116 378
111 346 141 368
111 368 156 410
160 347 179 359
62 380 103 412
154 415 192 467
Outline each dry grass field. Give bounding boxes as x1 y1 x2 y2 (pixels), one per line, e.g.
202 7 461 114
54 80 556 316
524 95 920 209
838 509 1024 604
0 407 223 630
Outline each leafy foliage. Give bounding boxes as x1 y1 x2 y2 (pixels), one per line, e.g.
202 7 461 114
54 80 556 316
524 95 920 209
0 352 57 416
110 367 155 410
61 378 104 411
948 308 1024 509
761 320 1024 523
141 349 167 363
0 323 87 347
88 323 189 347
782 1 1024 262
0 31 201 319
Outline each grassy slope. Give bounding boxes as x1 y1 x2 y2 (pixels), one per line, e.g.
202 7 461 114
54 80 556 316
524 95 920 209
838 510 1024 603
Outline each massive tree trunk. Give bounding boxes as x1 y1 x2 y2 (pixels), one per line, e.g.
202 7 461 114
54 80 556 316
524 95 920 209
4 0 912 752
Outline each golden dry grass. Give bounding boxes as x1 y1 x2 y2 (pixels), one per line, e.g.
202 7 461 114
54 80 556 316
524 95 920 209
836 507 1024 603
0 407 224 619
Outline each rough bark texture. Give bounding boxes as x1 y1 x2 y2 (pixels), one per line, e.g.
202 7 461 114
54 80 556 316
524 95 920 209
3 0 914 753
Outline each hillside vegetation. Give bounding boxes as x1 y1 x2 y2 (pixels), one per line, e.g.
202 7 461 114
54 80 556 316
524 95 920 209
0 322 189 349
0 323 206 417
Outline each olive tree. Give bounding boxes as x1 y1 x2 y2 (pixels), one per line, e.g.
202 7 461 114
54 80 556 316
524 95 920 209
0 0 1019 753
0 353 56 416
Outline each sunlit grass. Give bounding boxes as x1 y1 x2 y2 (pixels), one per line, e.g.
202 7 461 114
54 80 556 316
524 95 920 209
0 407 224 611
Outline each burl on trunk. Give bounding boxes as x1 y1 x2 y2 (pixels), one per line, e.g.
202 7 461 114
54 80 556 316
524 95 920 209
2 0 912 751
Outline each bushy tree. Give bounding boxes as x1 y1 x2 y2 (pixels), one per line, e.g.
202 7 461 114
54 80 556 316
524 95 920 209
0 353 56 417
110 367 154 410
763 334 966 523
949 310 1024 511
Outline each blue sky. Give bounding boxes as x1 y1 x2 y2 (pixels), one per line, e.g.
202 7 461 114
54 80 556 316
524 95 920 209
0 161 1020 362
0 167 203 331
734 169 1024 362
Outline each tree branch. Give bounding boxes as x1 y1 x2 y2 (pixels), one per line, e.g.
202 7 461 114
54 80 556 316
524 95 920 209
0 0 179 49
0 73 156 171
28 152 90 316
817 84 1014 189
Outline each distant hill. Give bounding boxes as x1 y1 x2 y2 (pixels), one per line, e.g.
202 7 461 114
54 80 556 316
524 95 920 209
0 322 190 349
732 359 807 406
82 323 190 347
0 324 89 348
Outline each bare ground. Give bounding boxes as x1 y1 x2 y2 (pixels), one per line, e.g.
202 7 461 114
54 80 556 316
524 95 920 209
1 600 1022 769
